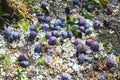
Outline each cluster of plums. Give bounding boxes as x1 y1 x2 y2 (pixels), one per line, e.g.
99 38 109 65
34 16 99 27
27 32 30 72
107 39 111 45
61 57 115 80
18 54 29 67
4 28 20 43
3 1 116 79
73 0 94 12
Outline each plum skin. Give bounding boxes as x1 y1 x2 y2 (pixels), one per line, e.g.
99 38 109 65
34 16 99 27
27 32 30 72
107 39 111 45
106 58 115 68
34 44 44 53
48 36 57 45
77 54 85 64
61 73 71 80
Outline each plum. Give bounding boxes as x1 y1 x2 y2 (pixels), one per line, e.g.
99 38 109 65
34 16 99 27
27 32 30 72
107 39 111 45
54 19 62 26
105 7 113 15
29 31 37 39
29 24 36 31
19 61 29 67
76 30 82 38
67 30 73 38
50 25 55 30
45 16 52 23
86 38 94 46
79 17 87 26
74 38 81 46
61 73 71 80
77 54 85 64
87 5 93 11
73 0 80 5
73 24 80 29
7 35 14 43
48 36 57 45
85 28 92 35
79 26 85 33
98 72 106 80
52 31 60 37
54 26 61 31
12 32 20 40
34 44 44 53
103 20 110 27
85 23 90 29
41 1 48 9
106 58 115 68
90 41 99 51
60 38 64 45
92 61 99 70
76 43 83 53
93 20 101 30
82 0 88 3
36 12 43 16
85 46 93 54
45 32 52 39
65 6 72 14
62 31 68 39
41 23 49 31
4 28 12 37
18 54 29 62
69 9 77 14
59 17 65 22
38 16 46 22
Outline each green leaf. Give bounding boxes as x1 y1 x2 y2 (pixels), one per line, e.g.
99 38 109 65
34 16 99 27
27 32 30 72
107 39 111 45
106 75 111 80
55 41 61 46
63 58 68 63
0 54 5 60
103 41 109 48
28 0 33 4
34 4 40 9
13 61 19 65
70 14 79 24
94 55 99 59
43 71 48 76
66 25 78 36
36 27 41 32
46 6 50 13
37 56 45 66
2 54 11 70
71 26 78 36
81 9 94 20
41 36 47 43
49 68 54 75
17 19 29 31
23 21 29 31
94 0 101 4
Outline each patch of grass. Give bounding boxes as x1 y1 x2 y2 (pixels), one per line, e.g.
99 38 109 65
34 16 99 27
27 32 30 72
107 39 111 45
3 54 11 70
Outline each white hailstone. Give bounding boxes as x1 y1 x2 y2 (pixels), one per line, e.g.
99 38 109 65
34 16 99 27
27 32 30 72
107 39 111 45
0 49 6 54
17 41 24 48
55 46 62 53
1 70 5 76
72 64 79 72
78 72 83 78
87 64 92 69
79 65 84 71
99 42 104 50
58 58 63 64
10 55 17 63
86 19 93 26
